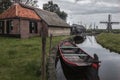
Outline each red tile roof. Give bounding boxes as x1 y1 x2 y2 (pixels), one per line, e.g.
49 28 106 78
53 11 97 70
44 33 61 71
0 3 40 20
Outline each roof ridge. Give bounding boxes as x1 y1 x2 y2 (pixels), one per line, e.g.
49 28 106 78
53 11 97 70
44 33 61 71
19 3 57 15
15 3 18 17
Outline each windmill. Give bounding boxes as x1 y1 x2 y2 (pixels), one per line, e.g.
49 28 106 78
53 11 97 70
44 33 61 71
100 14 120 32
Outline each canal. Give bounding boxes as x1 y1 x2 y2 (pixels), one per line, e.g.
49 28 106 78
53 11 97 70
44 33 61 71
56 36 120 80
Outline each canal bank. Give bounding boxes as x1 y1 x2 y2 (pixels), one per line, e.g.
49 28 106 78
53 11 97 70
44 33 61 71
96 33 120 53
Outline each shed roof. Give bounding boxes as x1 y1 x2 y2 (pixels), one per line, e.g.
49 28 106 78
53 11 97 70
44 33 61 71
34 8 69 27
0 3 40 20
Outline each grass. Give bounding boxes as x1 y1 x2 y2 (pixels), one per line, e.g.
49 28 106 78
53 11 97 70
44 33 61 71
0 36 68 80
96 33 120 53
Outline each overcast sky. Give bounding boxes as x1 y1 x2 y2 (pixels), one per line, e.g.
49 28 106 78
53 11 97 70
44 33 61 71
38 0 120 29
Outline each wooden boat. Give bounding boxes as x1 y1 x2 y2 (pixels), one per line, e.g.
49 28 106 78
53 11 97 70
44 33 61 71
57 40 100 80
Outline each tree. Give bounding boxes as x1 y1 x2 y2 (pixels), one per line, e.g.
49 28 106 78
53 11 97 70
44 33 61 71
0 0 38 14
43 1 67 21
0 0 12 14
12 0 38 7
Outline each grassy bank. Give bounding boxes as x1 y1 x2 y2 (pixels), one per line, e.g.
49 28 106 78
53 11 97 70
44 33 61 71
0 36 68 80
96 33 120 53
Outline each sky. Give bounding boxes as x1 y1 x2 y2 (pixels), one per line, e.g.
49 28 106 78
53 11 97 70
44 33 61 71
37 0 120 29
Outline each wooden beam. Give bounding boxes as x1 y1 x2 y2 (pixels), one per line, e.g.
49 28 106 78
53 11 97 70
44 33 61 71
49 34 52 55
41 21 47 80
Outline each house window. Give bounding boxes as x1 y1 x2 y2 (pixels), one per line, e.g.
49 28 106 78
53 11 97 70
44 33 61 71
0 21 4 33
0 21 2 28
0 21 2 32
6 20 13 34
29 21 38 33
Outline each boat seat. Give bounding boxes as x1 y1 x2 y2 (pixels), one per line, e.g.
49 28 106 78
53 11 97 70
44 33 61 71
63 54 87 56
62 50 75 54
63 54 92 66
60 46 79 49
60 46 79 53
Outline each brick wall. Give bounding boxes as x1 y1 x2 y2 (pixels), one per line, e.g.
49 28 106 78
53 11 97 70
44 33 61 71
29 21 42 37
20 20 29 38
20 19 42 38
10 19 20 34
0 19 20 34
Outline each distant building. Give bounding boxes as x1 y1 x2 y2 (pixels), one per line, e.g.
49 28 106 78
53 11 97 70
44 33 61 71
0 3 70 38
71 24 86 35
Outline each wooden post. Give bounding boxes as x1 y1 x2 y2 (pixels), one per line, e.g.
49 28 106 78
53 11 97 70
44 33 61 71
41 22 47 80
49 34 52 55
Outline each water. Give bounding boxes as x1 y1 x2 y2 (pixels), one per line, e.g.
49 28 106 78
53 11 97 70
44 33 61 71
56 36 120 80
56 59 67 80
77 36 120 80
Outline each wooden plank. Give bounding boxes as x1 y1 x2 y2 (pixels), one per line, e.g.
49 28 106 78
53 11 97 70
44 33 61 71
60 46 79 49
63 54 87 56
64 55 91 66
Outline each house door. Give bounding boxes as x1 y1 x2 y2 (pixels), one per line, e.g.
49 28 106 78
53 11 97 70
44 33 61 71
6 20 12 34
0 21 4 34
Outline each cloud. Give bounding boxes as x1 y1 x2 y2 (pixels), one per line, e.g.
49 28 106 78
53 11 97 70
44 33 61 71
37 0 120 29
50 0 120 15
37 0 120 16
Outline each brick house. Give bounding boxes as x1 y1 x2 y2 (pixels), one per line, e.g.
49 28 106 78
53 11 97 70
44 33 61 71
0 3 70 38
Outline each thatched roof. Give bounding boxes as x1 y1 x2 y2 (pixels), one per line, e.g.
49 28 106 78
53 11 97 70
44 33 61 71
34 8 69 27
20 3 70 27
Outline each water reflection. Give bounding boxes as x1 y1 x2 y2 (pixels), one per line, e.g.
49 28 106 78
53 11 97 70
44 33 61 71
77 36 120 80
56 59 67 80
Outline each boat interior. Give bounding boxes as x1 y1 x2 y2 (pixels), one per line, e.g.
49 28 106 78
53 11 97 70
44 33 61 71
59 41 93 66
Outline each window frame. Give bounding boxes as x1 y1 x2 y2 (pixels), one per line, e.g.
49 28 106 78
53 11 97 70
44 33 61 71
29 21 38 33
0 21 4 33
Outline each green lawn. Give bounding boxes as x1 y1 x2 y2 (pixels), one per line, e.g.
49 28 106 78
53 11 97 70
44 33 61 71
0 36 68 80
96 33 120 53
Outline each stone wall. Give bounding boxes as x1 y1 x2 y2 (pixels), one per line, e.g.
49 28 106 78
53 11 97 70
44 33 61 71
47 47 57 80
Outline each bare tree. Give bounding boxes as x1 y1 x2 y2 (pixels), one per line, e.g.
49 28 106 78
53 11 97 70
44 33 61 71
0 0 12 13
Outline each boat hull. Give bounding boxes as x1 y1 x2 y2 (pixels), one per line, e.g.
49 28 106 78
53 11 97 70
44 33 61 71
60 56 99 80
